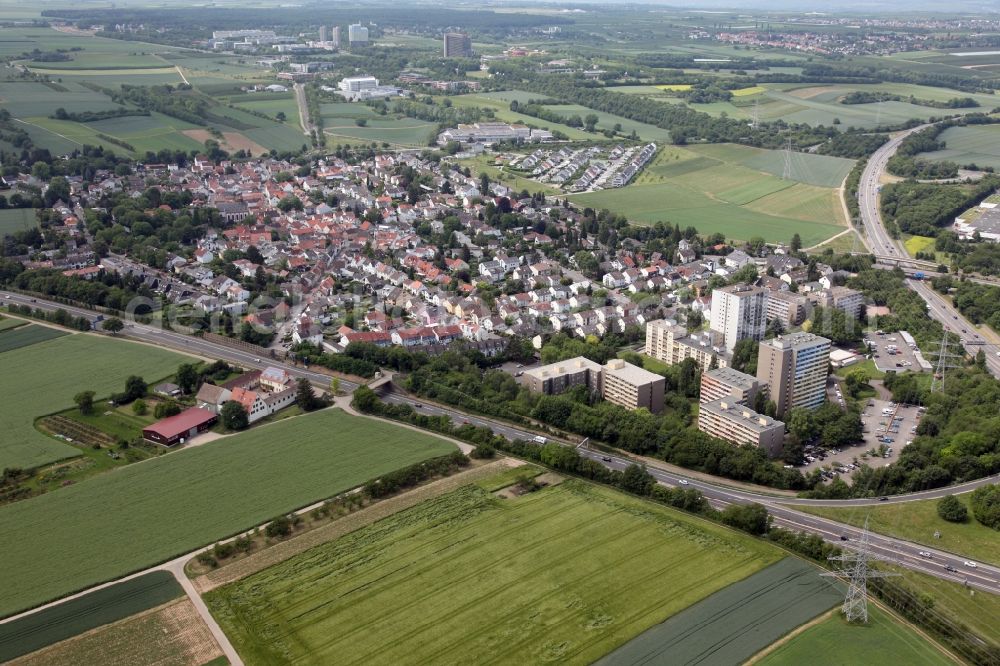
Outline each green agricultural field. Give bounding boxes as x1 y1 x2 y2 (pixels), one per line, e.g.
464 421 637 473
26 52 171 71
688 143 853 188
205 480 781 665
0 571 182 663
757 606 952 666
324 118 438 148
0 408 455 618
598 558 843 666
0 315 26 331
796 495 999 567
0 333 189 471
540 103 672 142
22 112 205 156
0 207 37 236
0 81 123 118
918 125 1000 171
0 324 67 353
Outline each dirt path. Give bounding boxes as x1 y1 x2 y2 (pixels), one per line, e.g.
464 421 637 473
744 608 836 663
163 560 243 666
174 65 189 85
193 458 521 592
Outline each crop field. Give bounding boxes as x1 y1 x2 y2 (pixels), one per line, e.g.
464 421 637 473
797 495 1000 567
597 558 843 666
0 81 122 118
687 143 853 188
569 144 847 245
0 207 37 236
204 480 781 665
757 606 951 665
10 596 222 666
0 324 67 353
0 333 188 471
324 117 438 148
0 571 182 663
917 125 1000 171
0 27 184 58
0 315 26 331
0 408 455 618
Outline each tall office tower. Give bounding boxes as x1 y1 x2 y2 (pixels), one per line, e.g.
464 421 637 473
756 332 832 417
319 25 328 43
443 31 472 57
348 23 369 46
331 26 340 48
709 283 767 353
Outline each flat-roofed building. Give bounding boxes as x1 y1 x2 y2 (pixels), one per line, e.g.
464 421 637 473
443 32 472 57
523 356 603 395
766 289 809 326
756 332 831 417
700 367 760 406
710 283 767 353
645 319 729 371
698 399 785 457
602 358 665 413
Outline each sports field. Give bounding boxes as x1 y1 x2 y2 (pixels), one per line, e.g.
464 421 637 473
205 480 781 665
598 558 843 666
0 408 455 618
797 495 1000 567
569 143 849 245
0 332 189 472
757 606 952 665
0 571 182 662
917 125 1000 171
0 208 38 236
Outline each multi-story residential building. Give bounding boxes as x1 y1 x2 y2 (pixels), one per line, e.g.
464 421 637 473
319 25 328 43
710 283 767 353
523 357 603 396
698 399 785 457
828 286 864 320
765 289 809 327
443 32 472 57
756 332 832 417
645 320 729 371
602 358 665 414
348 23 369 46
700 367 760 406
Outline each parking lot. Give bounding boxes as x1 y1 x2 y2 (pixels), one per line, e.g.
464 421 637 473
798 397 923 483
866 331 928 374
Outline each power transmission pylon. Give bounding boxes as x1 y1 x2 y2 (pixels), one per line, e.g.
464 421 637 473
928 332 964 393
782 137 793 180
750 97 760 129
821 516 899 624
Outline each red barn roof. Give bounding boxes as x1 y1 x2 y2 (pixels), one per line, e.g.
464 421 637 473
143 407 217 441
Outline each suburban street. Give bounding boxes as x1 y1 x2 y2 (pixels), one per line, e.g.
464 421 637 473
6 288 1000 593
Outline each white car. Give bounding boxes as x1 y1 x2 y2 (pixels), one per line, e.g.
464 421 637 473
918 551 932 558
964 561 978 568
678 479 690 486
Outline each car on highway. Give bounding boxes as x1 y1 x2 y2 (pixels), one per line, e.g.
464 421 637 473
678 479 690 485
840 535 849 541
964 561 978 568
413 403 422 408
601 456 613 463
945 565 957 573
918 551 932 558
879 496 889 501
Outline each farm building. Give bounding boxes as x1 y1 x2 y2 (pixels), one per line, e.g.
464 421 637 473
142 407 218 446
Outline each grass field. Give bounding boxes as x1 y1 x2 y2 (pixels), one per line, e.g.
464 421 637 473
568 142 849 244
796 495 1000 567
598 558 843 666
0 571 182 663
904 234 940 260
757 606 952 665
541 103 673 142
0 323 67 353
0 333 189 471
0 207 37 235
889 567 1000 647
918 125 1000 171
0 315 26 331
205 480 781 665
0 408 455 618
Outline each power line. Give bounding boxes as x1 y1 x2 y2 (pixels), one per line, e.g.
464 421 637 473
782 136 793 181
821 515 900 623
928 332 964 393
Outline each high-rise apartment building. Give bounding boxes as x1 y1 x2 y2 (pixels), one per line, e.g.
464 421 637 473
756 332 831 417
348 23 369 46
331 25 340 48
710 283 767 353
319 25 328 43
443 32 472 57
700 367 760 407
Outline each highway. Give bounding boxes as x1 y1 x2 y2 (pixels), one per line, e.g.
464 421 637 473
854 123 1000 378
6 288 1000 592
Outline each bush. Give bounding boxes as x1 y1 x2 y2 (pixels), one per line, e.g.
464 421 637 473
721 503 772 536
470 443 496 459
196 552 217 568
132 399 147 416
937 494 968 523
213 541 235 560
265 515 292 538
970 484 1000 530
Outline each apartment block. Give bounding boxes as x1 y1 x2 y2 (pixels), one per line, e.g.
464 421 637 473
698 399 786 457
710 283 767 353
645 319 730 371
756 332 831 417
700 367 760 406
523 357 603 396
829 286 864 320
766 289 809 327
443 31 472 57
602 358 665 414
